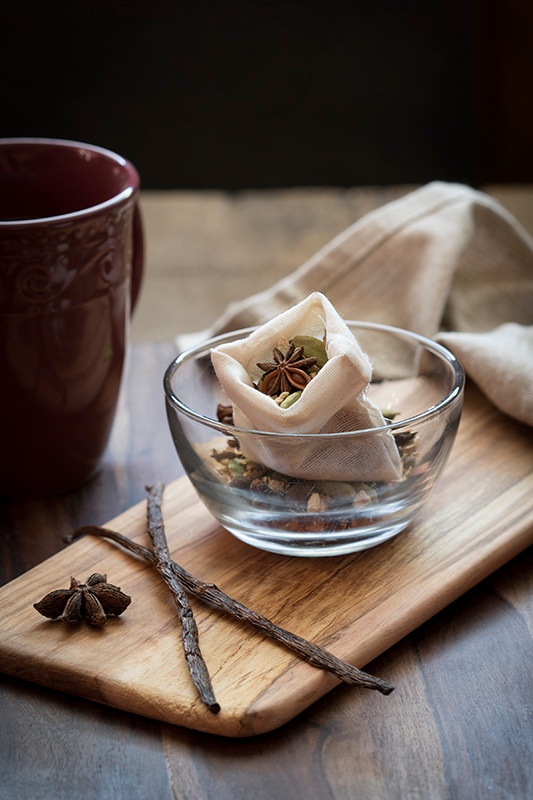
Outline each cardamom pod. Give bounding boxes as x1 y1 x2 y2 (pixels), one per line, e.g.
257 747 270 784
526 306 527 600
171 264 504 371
279 390 303 408
290 335 328 368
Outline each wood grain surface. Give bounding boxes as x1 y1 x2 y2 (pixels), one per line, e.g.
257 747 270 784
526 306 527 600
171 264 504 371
2 183 533 798
1 377 532 738
132 185 533 343
1 340 532 799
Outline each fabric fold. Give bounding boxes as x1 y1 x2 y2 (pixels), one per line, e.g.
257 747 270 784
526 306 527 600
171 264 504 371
210 292 403 482
205 182 533 426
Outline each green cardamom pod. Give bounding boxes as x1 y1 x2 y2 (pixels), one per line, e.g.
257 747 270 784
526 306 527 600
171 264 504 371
279 390 303 408
290 335 328 368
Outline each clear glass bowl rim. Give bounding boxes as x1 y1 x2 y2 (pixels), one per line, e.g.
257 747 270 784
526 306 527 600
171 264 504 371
163 320 465 439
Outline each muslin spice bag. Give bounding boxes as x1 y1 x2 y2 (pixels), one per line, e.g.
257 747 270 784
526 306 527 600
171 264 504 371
210 292 403 482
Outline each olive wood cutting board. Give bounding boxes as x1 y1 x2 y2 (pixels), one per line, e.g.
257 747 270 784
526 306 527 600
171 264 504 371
1 384 532 738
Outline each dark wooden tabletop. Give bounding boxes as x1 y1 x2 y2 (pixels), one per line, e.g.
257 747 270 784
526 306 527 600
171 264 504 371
1 340 532 800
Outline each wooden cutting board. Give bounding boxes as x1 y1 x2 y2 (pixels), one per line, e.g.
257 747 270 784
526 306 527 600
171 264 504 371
1 383 532 738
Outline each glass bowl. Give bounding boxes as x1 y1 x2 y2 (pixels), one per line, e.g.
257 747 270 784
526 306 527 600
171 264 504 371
163 322 464 557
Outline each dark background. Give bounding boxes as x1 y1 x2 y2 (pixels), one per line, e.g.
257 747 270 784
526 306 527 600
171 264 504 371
2 0 532 189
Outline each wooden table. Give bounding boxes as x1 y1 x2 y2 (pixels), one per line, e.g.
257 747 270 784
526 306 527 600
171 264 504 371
131 183 533 343
1 187 533 799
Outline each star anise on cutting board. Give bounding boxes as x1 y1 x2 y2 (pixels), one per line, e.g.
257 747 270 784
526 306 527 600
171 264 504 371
257 342 317 397
34 573 131 627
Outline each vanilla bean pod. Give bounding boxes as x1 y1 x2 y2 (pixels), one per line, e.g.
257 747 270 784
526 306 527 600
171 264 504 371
142 482 220 713
67 524 394 695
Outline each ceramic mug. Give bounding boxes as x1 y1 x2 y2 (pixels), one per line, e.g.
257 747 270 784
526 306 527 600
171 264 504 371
0 138 144 496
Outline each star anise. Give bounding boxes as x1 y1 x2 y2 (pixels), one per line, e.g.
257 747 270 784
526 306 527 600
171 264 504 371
34 573 131 628
257 342 317 397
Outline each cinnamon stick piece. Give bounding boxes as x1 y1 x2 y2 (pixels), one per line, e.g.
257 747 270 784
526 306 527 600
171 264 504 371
144 482 220 713
67 525 394 695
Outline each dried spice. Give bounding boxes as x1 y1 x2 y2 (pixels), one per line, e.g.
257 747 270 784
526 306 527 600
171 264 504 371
67 515 394 695
290 335 329 368
216 404 234 425
207 428 417 534
145 482 220 714
34 573 131 628
256 342 317 397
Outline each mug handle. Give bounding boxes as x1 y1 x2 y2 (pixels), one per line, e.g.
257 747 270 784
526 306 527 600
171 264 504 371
130 202 144 314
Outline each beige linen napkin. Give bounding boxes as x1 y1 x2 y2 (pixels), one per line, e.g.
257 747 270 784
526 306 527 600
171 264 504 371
206 182 533 427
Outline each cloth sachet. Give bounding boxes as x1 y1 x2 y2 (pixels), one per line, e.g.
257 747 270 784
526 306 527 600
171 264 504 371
210 292 403 482
206 182 533 427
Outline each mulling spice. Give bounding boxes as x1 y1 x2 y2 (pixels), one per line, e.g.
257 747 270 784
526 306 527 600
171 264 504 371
67 486 394 696
34 573 131 627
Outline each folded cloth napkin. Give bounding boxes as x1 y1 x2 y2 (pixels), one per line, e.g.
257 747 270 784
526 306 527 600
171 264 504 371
205 182 533 427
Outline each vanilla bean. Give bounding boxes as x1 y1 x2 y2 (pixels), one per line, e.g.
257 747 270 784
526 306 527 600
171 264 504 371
142 482 220 713
67 524 394 695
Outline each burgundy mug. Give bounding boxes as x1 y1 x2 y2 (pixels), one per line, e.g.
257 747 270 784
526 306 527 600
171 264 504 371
0 138 144 496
